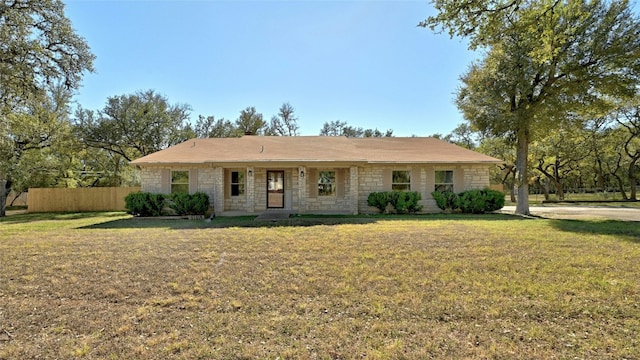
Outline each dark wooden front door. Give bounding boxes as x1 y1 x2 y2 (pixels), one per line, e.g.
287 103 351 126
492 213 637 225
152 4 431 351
267 171 285 208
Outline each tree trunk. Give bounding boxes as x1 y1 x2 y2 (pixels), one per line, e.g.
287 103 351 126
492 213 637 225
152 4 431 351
613 174 628 200
629 160 638 201
542 178 550 201
0 179 7 217
555 181 565 201
515 127 530 215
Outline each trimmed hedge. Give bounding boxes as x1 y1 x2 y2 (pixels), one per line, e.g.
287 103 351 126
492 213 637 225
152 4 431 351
431 188 505 214
169 192 210 216
124 191 210 217
367 191 423 214
124 192 166 217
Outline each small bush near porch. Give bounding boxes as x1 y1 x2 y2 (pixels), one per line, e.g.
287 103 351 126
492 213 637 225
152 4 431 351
1 213 639 358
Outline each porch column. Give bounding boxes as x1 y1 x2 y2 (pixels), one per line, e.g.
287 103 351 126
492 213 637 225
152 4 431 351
213 167 224 214
298 166 306 212
350 166 359 215
246 167 255 212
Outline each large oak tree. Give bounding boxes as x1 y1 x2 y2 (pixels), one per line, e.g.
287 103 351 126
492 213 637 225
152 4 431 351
422 0 640 214
1 0 95 216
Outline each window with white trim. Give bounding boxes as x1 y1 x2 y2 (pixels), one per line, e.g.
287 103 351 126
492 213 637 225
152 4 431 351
435 170 454 192
392 170 411 191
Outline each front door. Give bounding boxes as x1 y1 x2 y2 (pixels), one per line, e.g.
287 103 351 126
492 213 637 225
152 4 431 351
267 170 285 208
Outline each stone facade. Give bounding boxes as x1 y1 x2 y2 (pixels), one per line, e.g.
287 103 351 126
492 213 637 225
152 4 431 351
137 163 494 215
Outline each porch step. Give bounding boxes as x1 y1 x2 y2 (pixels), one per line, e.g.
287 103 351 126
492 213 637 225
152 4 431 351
254 211 291 221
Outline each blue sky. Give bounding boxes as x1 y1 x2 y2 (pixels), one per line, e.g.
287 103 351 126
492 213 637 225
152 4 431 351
64 0 476 137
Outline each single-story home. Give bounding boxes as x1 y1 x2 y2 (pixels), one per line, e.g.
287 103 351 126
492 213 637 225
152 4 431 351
130 136 502 215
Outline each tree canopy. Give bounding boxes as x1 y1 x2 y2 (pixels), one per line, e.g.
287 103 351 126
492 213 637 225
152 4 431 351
1 0 95 216
319 120 393 138
74 90 193 162
422 0 640 214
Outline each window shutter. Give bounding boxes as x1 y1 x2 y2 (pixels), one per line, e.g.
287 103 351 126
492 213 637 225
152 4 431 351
336 169 344 198
382 169 392 191
411 168 421 193
161 169 170 194
189 169 198 194
454 167 465 192
224 169 231 199
307 169 317 198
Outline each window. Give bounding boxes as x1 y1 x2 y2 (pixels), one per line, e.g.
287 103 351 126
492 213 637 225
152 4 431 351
231 171 245 196
318 171 336 196
171 170 189 194
392 170 411 191
435 170 454 192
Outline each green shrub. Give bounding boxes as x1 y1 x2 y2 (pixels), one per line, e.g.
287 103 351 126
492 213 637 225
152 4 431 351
368 191 423 214
367 191 391 212
169 192 210 216
432 188 505 214
431 190 458 212
483 189 506 212
456 189 487 214
124 192 166 217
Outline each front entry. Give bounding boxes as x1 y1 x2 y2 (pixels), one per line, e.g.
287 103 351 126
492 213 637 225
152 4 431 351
267 170 285 208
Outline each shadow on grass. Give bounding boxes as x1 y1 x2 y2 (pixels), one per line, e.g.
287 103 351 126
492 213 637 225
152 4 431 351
80 213 522 230
549 219 640 243
0 211 126 225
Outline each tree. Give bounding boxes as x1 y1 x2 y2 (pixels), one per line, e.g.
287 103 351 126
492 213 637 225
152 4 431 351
422 0 640 215
74 90 193 162
235 106 266 135
0 0 95 217
268 102 300 136
477 136 518 202
319 120 393 137
614 105 640 200
531 127 590 200
2 86 81 201
194 115 238 138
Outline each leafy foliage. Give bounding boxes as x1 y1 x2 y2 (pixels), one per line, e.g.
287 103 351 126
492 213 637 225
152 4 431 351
74 90 193 162
431 191 459 212
320 120 393 138
169 192 210 216
432 189 504 213
367 191 423 214
422 0 640 215
0 0 95 217
124 192 166 217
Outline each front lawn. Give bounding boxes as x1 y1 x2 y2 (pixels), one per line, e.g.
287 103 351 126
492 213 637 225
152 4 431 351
1 212 638 358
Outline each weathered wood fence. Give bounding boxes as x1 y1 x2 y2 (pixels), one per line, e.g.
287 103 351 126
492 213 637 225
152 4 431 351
28 187 141 213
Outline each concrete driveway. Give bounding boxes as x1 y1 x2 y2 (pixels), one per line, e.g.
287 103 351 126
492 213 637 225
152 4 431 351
501 205 640 222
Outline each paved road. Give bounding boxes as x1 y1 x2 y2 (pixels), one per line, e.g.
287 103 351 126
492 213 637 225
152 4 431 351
501 206 640 222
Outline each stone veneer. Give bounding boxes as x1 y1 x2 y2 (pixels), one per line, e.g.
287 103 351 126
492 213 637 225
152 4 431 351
138 163 493 215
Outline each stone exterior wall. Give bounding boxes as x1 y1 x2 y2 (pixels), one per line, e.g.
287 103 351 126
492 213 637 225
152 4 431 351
197 168 215 202
140 167 163 193
463 165 491 190
139 163 493 215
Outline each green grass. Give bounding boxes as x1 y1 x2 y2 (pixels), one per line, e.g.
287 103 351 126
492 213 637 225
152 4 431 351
1 212 639 359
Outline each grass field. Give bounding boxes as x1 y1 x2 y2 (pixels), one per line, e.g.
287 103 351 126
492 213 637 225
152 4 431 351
1 212 639 359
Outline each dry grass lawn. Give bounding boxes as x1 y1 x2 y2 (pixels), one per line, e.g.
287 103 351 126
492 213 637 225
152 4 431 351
1 212 639 359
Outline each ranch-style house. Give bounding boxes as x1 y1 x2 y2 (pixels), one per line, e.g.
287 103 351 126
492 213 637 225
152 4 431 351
130 136 502 215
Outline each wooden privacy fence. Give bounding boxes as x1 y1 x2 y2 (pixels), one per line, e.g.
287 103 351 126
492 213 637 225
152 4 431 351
28 187 141 213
